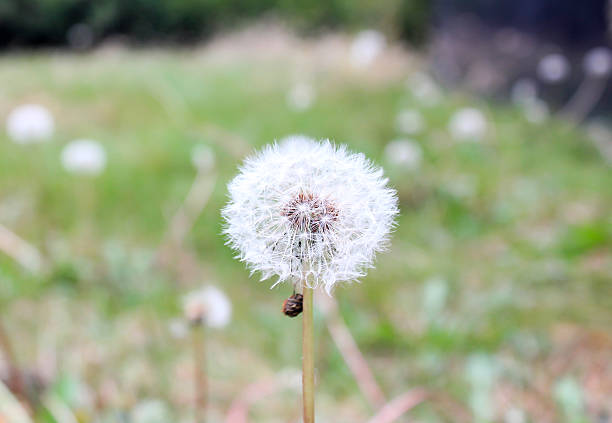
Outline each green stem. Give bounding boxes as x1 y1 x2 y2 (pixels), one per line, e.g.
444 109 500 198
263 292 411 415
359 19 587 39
302 286 315 423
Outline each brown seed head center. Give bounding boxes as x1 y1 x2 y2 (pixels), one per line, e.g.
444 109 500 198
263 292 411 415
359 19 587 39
281 192 339 234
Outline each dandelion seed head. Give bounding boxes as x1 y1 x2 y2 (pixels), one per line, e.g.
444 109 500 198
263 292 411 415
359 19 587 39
287 82 315 111
6 104 54 144
384 139 422 170
183 286 232 328
406 72 442 106
448 108 488 141
191 143 215 172
61 139 107 175
222 137 398 294
537 53 570 83
583 47 612 78
350 30 386 68
395 109 425 134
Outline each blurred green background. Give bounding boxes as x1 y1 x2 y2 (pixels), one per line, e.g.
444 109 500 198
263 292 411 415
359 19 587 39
1 1 612 423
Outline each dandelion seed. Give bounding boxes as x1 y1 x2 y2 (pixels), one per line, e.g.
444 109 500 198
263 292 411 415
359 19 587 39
583 47 612 78
395 109 424 134
383 139 422 170
537 53 570 83
448 108 487 141
222 136 398 294
183 286 232 328
6 104 54 144
350 30 386 68
61 139 106 175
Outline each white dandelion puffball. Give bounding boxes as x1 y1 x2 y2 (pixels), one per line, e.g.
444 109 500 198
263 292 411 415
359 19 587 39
396 109 425 134
287 82 315 111
384 139 422 170
61 139 107 175
222 137 398 293
583 47 612 78
191 143 215 172
537 53 570 83
448 108 488 141
183 286 232 328
6 104 54 144
350 30 386 68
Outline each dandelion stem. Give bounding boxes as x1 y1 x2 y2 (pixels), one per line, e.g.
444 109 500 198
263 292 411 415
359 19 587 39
302 286 315 423
560 75 609 123
192 325 207 423
0 318 24 400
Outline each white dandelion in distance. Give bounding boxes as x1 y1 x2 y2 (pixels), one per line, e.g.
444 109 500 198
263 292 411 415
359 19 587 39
350 30 386 68
407 72 442 106
395 109 425 134
6 104 55 144
61 139 107 175
384 139 422 170
287 82 316 111
583 47 612 78
448 108 488 141
191 143 215 172
537 53 570 83
183 286 232 328
222 137 398 294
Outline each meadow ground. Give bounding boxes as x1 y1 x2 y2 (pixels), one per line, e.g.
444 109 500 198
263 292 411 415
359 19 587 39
0 29 611 422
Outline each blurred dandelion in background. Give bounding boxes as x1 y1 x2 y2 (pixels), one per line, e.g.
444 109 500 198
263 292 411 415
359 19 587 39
504 407 527 423
421 276 449 325
182 285 232 328
537 53 570 83
448 107 488 141
406 72 442 106
61 139 107 175
190 143 216 173
287 82 316 111
465 354 498 423
583 47 612 78
554 376 585 421
130 399 172 423
383 139 423 170
350 30 386 68
6 104 54 144
395 109 425 135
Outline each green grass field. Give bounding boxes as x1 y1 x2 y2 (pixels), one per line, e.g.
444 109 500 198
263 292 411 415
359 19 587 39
0 43 611 422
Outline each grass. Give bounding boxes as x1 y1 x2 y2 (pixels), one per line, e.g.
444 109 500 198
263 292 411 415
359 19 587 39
0 44 611 422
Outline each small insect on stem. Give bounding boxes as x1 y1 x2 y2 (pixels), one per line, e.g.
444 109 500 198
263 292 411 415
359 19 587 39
282 293 304 317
